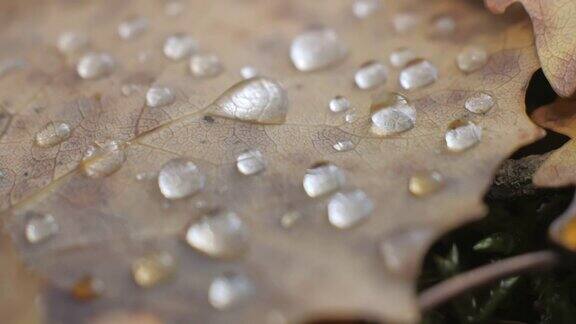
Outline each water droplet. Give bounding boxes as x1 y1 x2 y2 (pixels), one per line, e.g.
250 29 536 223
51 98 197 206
71 275 104 301
352 0 381 19
81 140 127 178
163 34 198 61
135 171 156 181
354 61 388 89
190 53 223 78
445 120 482 152
208 77 288 124
209 272 254 310
328 190 373 229
389 47 417 68
118 16 149 40
146 86 176 108
185 211 249 258
393 12 420 33
464 92 495 114
280 210 302 229
399 59 438 90
457 46 488 73
236 149 266 175
121 84 144 96
370 91 416 136
35 121 71 147
289 28 348 72
158 158 205 200
77 53 115 79
433 15 456 36
332 140 355 152
165 0 184 16
25 213 59 244
240 66 259 79
408 171 444 197
345 109 358 123
57 31 88 54
380 228 433 277
328 95 351 113
132 252 175 288
303 162 345 198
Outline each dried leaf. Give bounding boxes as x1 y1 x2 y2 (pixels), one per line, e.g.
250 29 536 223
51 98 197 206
0 0 543 323
485 0 576 97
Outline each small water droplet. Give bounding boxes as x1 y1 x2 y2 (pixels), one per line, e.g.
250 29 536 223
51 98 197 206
389 47 417 68
81 140 127 178
393 12 420 33
190 54 223 78
303 162 345 198
354 61 388 89
240 66 259 79
118 16 149 40
457 46 488 73
236 149 266 175
77 53 115 79
158 158 205 200
35 121 71 147
328 95 351 113
380 228 433 277
289 28 348 72
332 140 355 152
433 15 456 36
185 211 249 258
146 86 176 108
280 210 302 229
132 252 175 288
71 275 104 301
464 92 495 114
370 91 416 136
445 120 482 152
408 171 444 197
135 171 157 181
344 108 358 123
352 0 381 19
209 272 254 310
208 77 288 124
121 84 144 96
25 213 59 244
399 59 438 90
328 190 373 229
163 34 199 61
165 0 184 16
57 31 88 54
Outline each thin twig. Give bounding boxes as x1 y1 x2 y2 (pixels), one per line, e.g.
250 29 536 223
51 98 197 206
418 250 559 312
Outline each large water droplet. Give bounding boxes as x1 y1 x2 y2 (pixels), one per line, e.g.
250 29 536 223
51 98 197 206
146 86 176 108
57 31 88 54
118 16 149 40
408 171 444 197
464 92 495 114
240 66 259 79
208 77 288 124
190 54 223 78
445 120 482 152
457 46 488 73
289 28 348 72
303 162 346 198
352 0 381 19
132 252 175 288
25 213 59 244
389 47 417 68
77 53 115 79
333 140 355 152
355 61 388 89
71 276 104 301
158 158 205 199
185 211 249 258
328 190 373 229
209 272 254 310
399 59 438 90
370 91 416 136
81 140 127 178
35 121 71 147
329 95 351 113
380 228 433 277
163 34 198 61
236 149 266 175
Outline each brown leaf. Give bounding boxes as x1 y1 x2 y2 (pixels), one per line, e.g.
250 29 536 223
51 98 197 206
0 0 542 323
485 0 576 97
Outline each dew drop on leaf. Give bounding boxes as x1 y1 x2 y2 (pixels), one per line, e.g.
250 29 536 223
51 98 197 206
118 16 149 40
345 108 358 123
399 59 438 90
389 47 417 68
34 121 71 147
146 86 176 108
408 170 444 197
240 66 259 79
163 34 198 61
190 53 223 78
354 60 388 89
464 92 495 114
289 28 348 72
457 45 488 73
445 120 482 152
77 52 115 80
332 140 355 152
185 211 249 259
209 272 254 310
303 162 346 198
132 252 176 288
57 31 88 54
25 212 59 244
327 190 374 229
370 91 416 136
379 228 433 278
352 0 381 19
432 15 456 36
81 140 127 178
236 149 266 175
393 12 420 33
158 158 205 200
328 95 351 113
